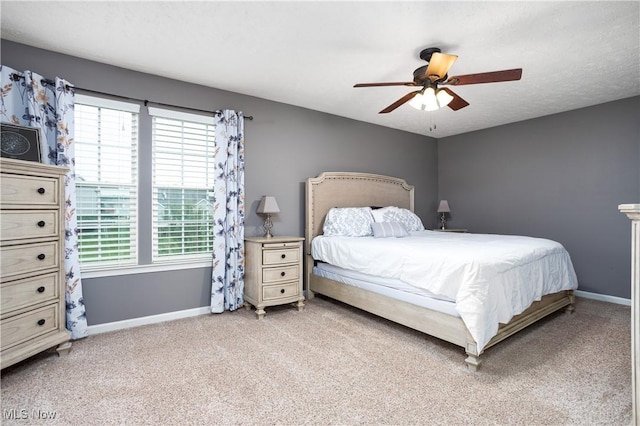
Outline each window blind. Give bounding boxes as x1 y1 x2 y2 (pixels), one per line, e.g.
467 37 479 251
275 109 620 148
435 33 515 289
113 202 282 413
150 109 216 262
75 101 139 268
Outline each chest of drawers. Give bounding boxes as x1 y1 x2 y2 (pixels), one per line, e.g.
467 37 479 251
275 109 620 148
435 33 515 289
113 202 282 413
1 158 71 369
244 236 305 319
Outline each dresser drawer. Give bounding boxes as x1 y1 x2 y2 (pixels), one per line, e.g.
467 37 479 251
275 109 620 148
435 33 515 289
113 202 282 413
0 241 59 278
1 304 59 350
262 282 299 301
1 210 59 242
262 264 299 284
0 174 60 207
1 272 59 315
262 247 300 266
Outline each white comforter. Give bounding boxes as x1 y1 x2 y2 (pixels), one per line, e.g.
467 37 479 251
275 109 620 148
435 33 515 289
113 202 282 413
311 231 578 352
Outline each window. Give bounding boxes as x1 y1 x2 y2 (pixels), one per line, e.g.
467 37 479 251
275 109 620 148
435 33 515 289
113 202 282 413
150 107 216 262
75 95 139 268
74 97 216 274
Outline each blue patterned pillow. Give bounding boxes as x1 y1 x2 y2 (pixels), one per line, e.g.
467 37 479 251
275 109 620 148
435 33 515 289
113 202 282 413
371 221 409 238
323 207 374 236
371 206 424 231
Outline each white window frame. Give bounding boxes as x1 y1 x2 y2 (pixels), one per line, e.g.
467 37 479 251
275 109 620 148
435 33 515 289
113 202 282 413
75 94 140 272
149 106 216 264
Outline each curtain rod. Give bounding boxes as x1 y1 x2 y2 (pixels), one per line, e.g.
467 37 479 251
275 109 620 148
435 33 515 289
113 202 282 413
9 73 254 120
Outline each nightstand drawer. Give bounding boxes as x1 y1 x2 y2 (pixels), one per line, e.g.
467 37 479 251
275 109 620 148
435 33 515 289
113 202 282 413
262 282 299 301
1 304 59 350
263 247 300 265
1 210 59 242
0 241 59 278
0 175 60 207
1 273 59 315
262 265 300 284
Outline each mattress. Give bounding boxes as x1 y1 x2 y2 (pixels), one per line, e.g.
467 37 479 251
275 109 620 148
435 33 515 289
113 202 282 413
313 262 460 317
311 230 578 352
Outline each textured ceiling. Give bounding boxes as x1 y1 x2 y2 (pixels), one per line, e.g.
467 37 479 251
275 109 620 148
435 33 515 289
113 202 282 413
1 1 639 138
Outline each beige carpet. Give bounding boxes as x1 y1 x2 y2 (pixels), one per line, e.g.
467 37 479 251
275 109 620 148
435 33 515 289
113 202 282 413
0 296 631 425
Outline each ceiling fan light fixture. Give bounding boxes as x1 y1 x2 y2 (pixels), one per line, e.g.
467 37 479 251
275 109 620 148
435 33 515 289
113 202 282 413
409 87 453 112
436 88 454 108
410 87 437 111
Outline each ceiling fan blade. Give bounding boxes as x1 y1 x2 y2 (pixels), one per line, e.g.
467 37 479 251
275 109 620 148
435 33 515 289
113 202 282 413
425 52 458 81
445 68 522 86
441 88 469 111
354 82 417 88
379 90 421 114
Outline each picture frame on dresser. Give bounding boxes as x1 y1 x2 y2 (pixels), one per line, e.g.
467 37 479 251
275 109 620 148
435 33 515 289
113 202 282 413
0 123 43 163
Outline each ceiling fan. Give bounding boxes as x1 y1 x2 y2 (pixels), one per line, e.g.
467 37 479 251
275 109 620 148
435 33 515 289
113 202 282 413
354 47 522 113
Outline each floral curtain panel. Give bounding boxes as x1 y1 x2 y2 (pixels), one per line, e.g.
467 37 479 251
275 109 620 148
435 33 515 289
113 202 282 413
210 110 245 313
0 65 88 339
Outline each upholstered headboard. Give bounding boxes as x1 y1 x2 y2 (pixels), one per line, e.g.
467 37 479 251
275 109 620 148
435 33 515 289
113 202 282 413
304 172 414 257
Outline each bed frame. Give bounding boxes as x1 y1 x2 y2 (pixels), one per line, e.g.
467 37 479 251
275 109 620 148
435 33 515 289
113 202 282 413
304 171 575 371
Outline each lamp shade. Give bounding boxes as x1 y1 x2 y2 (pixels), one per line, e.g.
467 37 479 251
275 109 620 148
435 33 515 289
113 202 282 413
257 196 280 214
437 200 451 213
435 89 454 108
409 87 454 112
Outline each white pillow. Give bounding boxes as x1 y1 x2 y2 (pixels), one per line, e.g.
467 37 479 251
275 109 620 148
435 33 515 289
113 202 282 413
371 221 409 238
371 206 424 231
323 207 374 237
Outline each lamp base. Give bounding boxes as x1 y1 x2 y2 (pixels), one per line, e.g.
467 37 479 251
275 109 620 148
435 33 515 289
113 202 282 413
440 213 447 230
263 214 274 238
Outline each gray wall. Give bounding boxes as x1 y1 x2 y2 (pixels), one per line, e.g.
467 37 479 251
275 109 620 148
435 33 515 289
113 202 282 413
438 96 640 299
1 40 438 325
3 39 636 323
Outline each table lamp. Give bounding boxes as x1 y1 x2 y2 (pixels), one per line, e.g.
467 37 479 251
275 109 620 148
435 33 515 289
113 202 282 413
257 196 280 238
437 200 451 230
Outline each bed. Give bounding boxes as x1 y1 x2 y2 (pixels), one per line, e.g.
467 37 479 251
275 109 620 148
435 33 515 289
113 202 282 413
304 171 578 371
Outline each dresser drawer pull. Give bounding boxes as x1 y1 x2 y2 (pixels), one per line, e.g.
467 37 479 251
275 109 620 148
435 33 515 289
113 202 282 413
37 220 46 227
37 286 46 293
281 254 286 259
37 253 46 260
280 289 285 294
280 271 286 277
37 319 46 326
37 187 46 195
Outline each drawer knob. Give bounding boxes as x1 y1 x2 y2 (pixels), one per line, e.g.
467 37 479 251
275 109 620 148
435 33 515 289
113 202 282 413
37 319 46 326
280 271 286 277
37 286 46 293
281 254 286 259
37 187 46 195
280 289 285 294
37 253 46 260
37 220 46 227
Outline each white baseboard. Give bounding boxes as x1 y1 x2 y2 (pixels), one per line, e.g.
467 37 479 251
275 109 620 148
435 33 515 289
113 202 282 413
86 306 211 336
85 290 631 336
575 290 631 306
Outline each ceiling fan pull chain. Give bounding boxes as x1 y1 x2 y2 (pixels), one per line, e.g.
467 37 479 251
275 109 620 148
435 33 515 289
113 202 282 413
429 113 436 132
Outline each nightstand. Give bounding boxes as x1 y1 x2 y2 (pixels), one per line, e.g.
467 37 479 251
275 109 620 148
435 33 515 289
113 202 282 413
432 228 468 233
244 236 305 319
